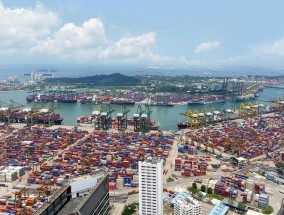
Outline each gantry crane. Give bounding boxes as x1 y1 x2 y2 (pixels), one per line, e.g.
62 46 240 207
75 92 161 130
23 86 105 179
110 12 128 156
92 104 115 130
23 101 40 127
40 102 59 126
100 104 115 130
92 104 102 130
133 105 152 133
180 110 193 128
116 105 130 130
201 105 213 126
13 188 29 208
191 109 202 128
0 100 24 125
37 182 52 199
273 99 284 114
211 104 221 124
142 105 152 133
222 103 233 122
235 103 247 118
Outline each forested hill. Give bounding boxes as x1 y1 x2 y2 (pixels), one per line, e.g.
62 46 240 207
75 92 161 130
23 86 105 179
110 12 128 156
44 73 141 86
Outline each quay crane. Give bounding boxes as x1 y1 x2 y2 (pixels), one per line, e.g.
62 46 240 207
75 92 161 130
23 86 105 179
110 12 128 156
180 110 193 129
39 102 59 126
116 105 130 131
202 105 214 126
222 103 233 122
211 104 221 124
273 99 284 114
191 109 202 128
180 109 202 128
92 104 115 130
37 182 52 199
13 188 29 208
133 105 152 133
100 104 115 130
23 101 40 127
235 103 247 118
0 100 24 125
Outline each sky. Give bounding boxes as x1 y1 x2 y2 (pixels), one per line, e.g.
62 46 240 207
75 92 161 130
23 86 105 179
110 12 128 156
1 0 284 70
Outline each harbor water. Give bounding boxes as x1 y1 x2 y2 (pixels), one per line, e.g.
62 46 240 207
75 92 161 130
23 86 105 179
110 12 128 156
0 88 283 130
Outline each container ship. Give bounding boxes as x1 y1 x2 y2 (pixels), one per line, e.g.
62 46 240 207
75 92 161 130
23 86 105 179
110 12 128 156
147 103 174 107
26 94 55 103
76 116 159 130
80 98 98 104
1 108 64 125
26 94 77 103
234 94 255 102
188 95 226 105
177 121 189 129
110 99 135 105
56 96 77 103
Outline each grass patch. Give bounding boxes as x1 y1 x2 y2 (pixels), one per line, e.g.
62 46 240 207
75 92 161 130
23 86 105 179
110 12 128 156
262 206 274 214
166 177 175 183
208 193 224 201
121 203 139 215
187 187 199 194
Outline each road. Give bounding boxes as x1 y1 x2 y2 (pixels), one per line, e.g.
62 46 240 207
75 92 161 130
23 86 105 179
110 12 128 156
277 198 284 215
163 133 180 182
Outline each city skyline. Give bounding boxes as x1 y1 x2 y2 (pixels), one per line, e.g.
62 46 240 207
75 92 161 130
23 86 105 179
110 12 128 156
1 0 284 70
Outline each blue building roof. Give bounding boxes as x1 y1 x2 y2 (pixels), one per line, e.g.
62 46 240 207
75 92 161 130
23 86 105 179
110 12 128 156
170 192 189 206
209 203 229 215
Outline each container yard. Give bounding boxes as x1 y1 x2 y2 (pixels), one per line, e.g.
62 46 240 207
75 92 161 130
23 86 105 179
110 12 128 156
0 123 175 187
0 121 177 214
174 155 208 176
199 174 269 208
185 114 283 158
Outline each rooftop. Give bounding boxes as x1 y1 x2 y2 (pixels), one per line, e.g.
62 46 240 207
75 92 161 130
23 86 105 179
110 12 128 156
143 156 162 164
208 203 229 215
170 192 189 205
222 198 249 211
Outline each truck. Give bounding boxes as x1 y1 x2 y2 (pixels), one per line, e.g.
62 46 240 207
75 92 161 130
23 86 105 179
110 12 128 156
266 173 275 181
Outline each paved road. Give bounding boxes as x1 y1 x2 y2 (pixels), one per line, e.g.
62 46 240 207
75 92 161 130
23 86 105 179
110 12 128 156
277 198 284 215
163 134 180 182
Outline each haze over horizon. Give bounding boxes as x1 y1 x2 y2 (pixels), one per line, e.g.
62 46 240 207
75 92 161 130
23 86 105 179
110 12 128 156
1 0 284 72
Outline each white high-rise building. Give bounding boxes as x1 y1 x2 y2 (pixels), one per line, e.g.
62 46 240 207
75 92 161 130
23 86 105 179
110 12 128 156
139 157 163 215
174 196 201 215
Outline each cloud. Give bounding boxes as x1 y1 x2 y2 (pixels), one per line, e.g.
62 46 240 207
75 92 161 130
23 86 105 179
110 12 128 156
179 57 204 66
252 37 284 56
0 2 172 64
98 32 173 63
221 36 284 66
0 2 59 52
194 41 220 53
32 18 108 60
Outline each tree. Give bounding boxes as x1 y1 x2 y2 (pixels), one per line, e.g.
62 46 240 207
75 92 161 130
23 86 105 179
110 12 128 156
192 182 197 190
262 206 274 214
201 185 206 192
228 199 234 206
276 162 284 169
207 187 213 194
238 202 246 210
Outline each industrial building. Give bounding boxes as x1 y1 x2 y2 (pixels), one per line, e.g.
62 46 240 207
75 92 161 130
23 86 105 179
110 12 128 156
34 172 109 215
174 196 201 215
139 156 163 215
